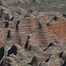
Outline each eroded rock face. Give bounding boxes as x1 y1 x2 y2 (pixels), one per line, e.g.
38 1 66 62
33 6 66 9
2 57 18 66
0 12 65 66
0 0 66 66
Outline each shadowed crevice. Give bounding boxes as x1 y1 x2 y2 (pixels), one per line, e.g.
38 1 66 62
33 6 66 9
7 45 17 56
45 56 51 63
43 43 53 51
63 14 66 18
38 22 42 28
0 47 4 60
52 16 58 21
16 20 20 31
24 35 30 49
7 30 11 39
4 21 9 28
46 22 50 26
28 56 37 65
59 51 63 58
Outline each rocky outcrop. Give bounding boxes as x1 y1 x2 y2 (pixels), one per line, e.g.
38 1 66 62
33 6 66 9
0 0 66 66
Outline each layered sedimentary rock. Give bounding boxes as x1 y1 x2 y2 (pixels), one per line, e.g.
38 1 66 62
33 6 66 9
0 1 66 66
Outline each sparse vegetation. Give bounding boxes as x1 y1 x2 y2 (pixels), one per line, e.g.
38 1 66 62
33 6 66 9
7 0 66 13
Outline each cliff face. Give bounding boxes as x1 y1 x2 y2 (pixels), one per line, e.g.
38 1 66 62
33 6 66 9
0 0 66 66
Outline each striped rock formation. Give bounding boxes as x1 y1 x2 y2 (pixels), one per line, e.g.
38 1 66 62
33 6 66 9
0 6 66 66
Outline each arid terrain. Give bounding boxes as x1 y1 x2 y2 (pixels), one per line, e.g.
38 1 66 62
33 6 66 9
0 0 66 66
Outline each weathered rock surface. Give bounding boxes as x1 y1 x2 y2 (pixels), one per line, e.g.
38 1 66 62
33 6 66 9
0 0 66 66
